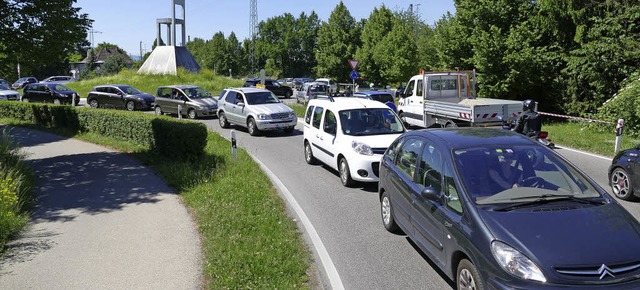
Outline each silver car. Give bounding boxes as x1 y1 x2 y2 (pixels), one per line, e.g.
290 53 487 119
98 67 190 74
0 84 20 101
217 88 297 136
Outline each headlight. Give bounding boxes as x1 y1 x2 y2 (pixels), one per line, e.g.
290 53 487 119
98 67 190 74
352 141 373 155
491 241 546 283
288 112 296 118
257 113 271 120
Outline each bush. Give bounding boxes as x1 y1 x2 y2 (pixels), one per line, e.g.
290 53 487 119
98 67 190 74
0 131 35 250
0 101 208 160
597 71 640 136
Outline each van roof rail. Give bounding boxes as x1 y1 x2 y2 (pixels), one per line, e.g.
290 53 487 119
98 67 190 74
328 96 335 102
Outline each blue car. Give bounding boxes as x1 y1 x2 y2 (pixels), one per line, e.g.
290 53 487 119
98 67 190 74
353 91 396 112
379 128 640 289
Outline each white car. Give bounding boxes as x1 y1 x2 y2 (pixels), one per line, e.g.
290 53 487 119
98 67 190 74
315 78 338 95
303 97 406 186
0 83 20 101
217 87 297 136
295 81 330 104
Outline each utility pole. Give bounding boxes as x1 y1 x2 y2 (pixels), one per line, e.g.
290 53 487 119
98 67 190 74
250 0 258 76
89 27 102 49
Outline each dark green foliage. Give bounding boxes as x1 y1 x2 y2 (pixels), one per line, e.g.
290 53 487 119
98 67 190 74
0 101 207 160
314 2 361 82
597 72 640 136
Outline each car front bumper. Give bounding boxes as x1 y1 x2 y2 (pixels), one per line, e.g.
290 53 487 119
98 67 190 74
255 118 297 130
346 153 383 183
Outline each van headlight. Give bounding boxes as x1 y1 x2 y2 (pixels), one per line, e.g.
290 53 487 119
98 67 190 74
491 241 546 283
352 141 373 155
257 113 271 120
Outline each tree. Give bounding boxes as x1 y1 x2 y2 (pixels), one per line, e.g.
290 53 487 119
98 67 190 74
356 6 395 86
314 2 360 82
99 54 131 76
0 0 92 79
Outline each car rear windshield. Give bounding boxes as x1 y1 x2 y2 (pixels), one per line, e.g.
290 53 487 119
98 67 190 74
338 108 404 136
245 91 280 105
453 145 602 205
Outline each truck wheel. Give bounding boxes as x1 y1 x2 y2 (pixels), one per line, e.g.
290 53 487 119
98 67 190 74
399 112 409 128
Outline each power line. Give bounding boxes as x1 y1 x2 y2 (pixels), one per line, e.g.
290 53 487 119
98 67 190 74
89 27 102 49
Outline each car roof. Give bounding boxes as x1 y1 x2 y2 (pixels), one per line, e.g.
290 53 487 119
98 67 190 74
401 128 535 150
227 87 272 94
307 97 391 111
158 85 201 90
354 91 392 96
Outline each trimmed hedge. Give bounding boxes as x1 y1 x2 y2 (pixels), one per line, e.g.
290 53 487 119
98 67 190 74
0 101 207 159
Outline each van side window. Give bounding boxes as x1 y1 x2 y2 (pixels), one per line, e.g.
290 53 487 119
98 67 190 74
305 105 314 124
323 110 337 135
312 106 324 129
416 80 423 97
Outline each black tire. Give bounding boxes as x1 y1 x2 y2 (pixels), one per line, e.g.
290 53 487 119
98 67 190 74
457 259 484 290
218 112 230 128
381 191 402 234
126 101 135 111
611 167 635 200
399 111 409 128
187 108 197 119
154 106 163 116
304 141 317 165
283 127 294 134
21 97 29 103
89 99 99 109
339 157 355 187
247 117 260 136
285 90 293 99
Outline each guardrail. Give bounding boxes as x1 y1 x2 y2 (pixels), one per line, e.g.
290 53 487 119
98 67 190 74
539 111 624 153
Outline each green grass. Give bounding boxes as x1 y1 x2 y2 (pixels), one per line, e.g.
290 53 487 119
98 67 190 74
66 68 244 98
288 103 307 118
545 121 639 157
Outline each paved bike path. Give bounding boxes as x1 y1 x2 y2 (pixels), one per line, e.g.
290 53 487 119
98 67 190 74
0 126 202 289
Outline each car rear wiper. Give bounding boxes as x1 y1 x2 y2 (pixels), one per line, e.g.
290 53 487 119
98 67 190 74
494 194 605 212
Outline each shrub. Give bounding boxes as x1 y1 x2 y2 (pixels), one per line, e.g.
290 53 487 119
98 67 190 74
597 71 640 136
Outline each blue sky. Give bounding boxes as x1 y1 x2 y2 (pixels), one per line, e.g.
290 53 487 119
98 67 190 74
74 0 455 57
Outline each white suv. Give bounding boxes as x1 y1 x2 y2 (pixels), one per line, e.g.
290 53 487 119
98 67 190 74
315 78 338 95
303 98 405 186
217 88 297 136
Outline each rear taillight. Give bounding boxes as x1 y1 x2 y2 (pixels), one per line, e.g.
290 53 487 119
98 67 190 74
538 131 548 138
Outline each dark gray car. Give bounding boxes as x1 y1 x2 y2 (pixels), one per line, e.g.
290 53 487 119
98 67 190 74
154 85 218 119
87 84 155 111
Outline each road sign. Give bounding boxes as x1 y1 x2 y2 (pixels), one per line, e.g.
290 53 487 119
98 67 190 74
350 70 359 80
348 59 359 70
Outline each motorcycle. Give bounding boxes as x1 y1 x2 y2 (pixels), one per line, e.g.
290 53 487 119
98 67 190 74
500 118 555 148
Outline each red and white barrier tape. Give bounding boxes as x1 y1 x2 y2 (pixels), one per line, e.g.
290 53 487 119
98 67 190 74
538 112 616 125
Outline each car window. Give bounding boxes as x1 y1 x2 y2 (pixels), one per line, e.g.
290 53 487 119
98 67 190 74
405 80 415 96
107 87 119 95
385 136 405 163
95 87 107 93
183 87 212 99
418 142 443 193
312 106 324 129
172 89 185 100
443 164 463 214
245 91 279 105
122 86 141 95
158 87 172 98
373 93 394 103
219 89 228 100
225 91 238 103
0 84 9 90
416 79 423 97
323 110 337 135
305 105 314 124
395 138 424 180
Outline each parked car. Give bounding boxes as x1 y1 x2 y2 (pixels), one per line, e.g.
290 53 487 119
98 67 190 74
303 97 405 186
315 78 338 95
0 79 9 86
609 144 640 200
87 84 155 111
217 87 297 136
0 83 20 101
154 85 218 119
12 77 38 89
21 83 79 105
379 127 640 289
242 78 294 98
295 82 329 105
293 77 314 90
41 76 75 84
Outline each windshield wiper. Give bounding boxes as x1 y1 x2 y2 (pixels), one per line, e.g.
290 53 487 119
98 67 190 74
494 194 605 212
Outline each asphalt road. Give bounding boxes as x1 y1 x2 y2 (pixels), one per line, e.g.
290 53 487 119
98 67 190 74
75 97 639 288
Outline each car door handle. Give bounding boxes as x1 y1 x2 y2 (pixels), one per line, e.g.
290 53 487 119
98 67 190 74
444 221 452 228
316 135 323 141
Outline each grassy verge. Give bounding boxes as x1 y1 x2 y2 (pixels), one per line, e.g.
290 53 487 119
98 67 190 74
0 118 311 289
0 129 36 251
288 103 307 118
545 121 639 157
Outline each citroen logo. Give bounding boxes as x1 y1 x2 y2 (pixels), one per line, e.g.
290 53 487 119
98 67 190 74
597 264 615 280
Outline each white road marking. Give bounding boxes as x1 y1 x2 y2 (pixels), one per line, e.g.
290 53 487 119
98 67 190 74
556 146 613 161
250 154 345 290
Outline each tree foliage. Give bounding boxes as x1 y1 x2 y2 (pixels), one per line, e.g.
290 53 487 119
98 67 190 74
314 2 361 82
0 0 92 80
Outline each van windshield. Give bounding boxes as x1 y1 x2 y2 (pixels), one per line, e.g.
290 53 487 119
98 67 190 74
339 108 404 136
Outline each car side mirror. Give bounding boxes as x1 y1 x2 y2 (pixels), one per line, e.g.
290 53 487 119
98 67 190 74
238 102 245 107
398 92 406 98
421 186 442 203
